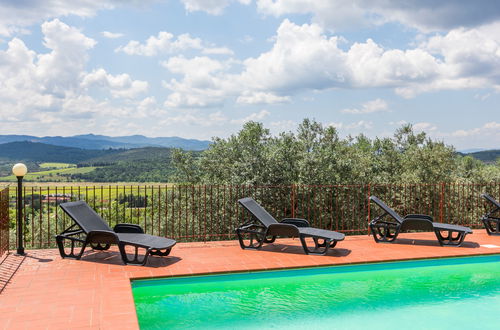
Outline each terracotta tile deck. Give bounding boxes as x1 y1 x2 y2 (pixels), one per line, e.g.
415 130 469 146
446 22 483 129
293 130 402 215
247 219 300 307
1 231 500 329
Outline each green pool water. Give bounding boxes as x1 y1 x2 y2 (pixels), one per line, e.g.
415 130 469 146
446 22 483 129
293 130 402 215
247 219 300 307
132 255 500 329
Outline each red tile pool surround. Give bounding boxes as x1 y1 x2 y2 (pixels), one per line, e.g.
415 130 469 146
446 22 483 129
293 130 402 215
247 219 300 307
1 231 500 329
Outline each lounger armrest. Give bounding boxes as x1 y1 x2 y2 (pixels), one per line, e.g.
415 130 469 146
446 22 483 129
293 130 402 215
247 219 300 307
236 223 266 234
370 219 399 227
404 214 433 222
268 223 300 237
55 229 86 244
57 228 84 238
281 218 310 227
86 230 119 244
113 223 144 234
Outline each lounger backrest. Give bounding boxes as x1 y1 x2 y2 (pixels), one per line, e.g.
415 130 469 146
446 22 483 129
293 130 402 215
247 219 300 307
481 193 500 209
60 201 112 234
238 197 279 228
369 196 405 224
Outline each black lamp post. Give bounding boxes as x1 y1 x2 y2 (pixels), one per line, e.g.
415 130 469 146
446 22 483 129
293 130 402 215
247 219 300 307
12 163 27 256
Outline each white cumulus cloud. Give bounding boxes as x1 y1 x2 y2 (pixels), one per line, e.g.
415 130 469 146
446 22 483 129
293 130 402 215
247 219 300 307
341 98 388 114
0 19 95 120
239 19 349 93
0 0 152 36
327 120 373 131
451 122 500 138
37 20 96 95
117 31 234 57
180 0 251 15
256 0 500 32
117 32 203 56
162 56 237 108
231 110 271 124
236 92 290 105
81 68 148 98
158 19 500 108
346 120 373 129
0 19 158 136
413 122 437 132
101 31 124 39
426 121 500 150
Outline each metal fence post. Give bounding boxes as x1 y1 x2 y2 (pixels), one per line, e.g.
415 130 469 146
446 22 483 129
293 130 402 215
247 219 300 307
367 183 371 235
439 182 445 222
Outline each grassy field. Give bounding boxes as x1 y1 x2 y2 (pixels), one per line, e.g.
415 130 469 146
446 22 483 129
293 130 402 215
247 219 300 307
11 182 171 187
0 182 173 200
39 162 76 169
0 162 173 198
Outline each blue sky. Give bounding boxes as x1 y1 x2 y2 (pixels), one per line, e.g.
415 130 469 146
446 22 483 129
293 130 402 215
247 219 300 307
0 0 499 150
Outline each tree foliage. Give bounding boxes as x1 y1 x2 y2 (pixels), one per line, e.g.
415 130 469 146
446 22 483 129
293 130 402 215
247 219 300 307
171 119 500 185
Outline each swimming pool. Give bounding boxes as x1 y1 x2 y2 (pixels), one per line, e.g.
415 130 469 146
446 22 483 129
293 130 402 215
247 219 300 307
132 255 500 329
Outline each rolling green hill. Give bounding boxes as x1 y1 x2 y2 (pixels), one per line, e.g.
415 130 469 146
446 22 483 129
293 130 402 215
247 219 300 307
74 147 178 182
467 149 500 164
0 142 181 182
79 147 172 165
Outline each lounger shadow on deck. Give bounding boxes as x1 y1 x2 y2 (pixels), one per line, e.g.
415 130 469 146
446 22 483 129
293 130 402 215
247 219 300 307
258 242 351 256
369 196 472 247
77 248 182 268
381 236 479 248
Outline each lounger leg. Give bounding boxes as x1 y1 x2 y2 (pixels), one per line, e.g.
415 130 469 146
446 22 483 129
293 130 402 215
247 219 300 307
263 236 277 243
56 235 87 260
236 229 265 250
482 219 500 236
483 220 498 235
118 244 172 265
313 238 338 249
141 249 152 266
370 223 400 243
149 247 172 257
300 236 332 255
118 243 149 265
434 230 466 247
118 242 128 264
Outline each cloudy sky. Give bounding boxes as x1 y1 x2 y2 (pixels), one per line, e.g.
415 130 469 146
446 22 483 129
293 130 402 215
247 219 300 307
1 0 499 150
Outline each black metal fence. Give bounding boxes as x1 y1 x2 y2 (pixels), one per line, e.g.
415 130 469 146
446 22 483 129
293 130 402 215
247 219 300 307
0 187 9 258
9 182 500 249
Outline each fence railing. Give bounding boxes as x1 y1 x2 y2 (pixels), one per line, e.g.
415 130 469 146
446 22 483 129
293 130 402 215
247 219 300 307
1 187 9 258
9 182 500 250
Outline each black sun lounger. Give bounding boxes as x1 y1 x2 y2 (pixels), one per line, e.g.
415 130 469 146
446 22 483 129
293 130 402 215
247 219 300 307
56 201 176 265
369 196 472 246
236 197 345 255
481 193 500 235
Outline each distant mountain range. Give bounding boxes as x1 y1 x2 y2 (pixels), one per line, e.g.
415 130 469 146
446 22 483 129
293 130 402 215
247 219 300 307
0 134 211 150
0 141 120 163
